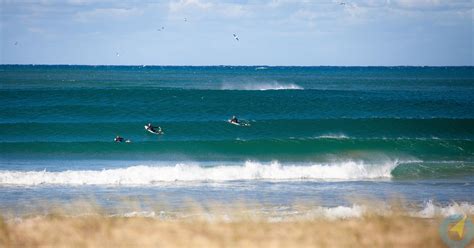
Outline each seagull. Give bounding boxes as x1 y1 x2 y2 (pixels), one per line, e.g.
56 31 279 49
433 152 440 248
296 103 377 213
339 2 346 5
14 41 18 46
233 34 239 41
184 18 187 22
157 26 165 31
116 52 120 57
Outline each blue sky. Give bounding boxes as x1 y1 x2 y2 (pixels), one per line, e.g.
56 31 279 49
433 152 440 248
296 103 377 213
1 0 472 65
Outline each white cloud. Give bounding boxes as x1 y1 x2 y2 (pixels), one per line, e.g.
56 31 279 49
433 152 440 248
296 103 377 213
74 7 143 22
359 0 472 11
169 0 213 13
290 8 340 28
66 0 106 5
167 0 251 21
391 0 445 10
221 4 246 18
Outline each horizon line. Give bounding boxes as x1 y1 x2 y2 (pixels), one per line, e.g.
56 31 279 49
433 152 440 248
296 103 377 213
1 64 473 67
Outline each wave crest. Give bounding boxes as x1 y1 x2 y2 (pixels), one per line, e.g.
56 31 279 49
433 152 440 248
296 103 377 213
0 160 398 185
221 82 303 91
315 133 350 139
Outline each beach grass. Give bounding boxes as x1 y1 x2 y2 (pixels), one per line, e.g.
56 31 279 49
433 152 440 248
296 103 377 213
0 209 451 248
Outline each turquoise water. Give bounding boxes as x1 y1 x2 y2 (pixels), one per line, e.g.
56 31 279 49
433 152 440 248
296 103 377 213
0 65 473 216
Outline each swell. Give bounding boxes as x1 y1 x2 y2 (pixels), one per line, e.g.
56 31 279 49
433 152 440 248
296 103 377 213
1 65 473 91
0 139 472 161
392 161 474 179
1 119 473 142
2 88 473 107
1 88 473 123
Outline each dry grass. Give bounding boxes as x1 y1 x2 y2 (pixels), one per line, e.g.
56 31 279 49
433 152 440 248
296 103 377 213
0 213 449 248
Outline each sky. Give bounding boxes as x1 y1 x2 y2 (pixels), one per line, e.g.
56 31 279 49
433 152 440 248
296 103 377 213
0 0 473 66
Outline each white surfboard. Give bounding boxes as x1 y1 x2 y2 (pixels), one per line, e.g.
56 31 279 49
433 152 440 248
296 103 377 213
228 120 250 127
145 125 163 135
228 120 240 126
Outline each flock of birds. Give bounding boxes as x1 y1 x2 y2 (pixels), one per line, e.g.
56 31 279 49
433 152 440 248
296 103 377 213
155 18 239 41
112 1 347 57
12 2 348 57
114 17 240 57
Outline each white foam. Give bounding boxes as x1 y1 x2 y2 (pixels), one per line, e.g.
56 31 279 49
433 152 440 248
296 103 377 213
284 202 474 220
221 82 303 91
8 201 474 221
298 205 367 220
413 200 474 218
316 133 350 139
271 201 474 221
116 205 367 221
0 160 398 186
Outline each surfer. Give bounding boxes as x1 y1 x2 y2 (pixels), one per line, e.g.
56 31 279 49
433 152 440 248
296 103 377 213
145 123 162 133
114 136 125 142
230 116 239 124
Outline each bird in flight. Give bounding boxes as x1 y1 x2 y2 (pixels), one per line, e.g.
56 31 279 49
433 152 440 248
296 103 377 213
233 34 239 41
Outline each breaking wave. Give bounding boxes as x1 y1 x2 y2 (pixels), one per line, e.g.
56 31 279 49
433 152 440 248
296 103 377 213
0 160 399 186
221 82 303 91
315 134 350 139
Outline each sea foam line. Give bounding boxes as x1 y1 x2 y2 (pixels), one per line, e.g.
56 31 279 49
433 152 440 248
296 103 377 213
221 82 303 91
0 161 398 185
113 201 474 221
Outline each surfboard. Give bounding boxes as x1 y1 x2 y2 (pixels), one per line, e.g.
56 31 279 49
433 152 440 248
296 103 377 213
145 125 163 135
228 120 251 127
228 120 240 126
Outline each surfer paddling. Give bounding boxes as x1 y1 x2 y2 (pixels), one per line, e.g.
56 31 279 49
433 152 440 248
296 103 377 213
114 136 131 143
228 115 250 126
145 123 163 134
229 115 239 124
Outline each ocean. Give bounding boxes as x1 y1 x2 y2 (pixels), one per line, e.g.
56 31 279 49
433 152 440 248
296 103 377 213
0 65 473 218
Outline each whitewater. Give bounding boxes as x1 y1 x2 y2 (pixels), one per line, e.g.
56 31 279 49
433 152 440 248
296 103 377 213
0 160 400 185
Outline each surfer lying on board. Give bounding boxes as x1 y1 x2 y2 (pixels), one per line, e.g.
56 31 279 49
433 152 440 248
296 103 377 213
114 136 131 143
145 123 162 133
230 116 239 124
